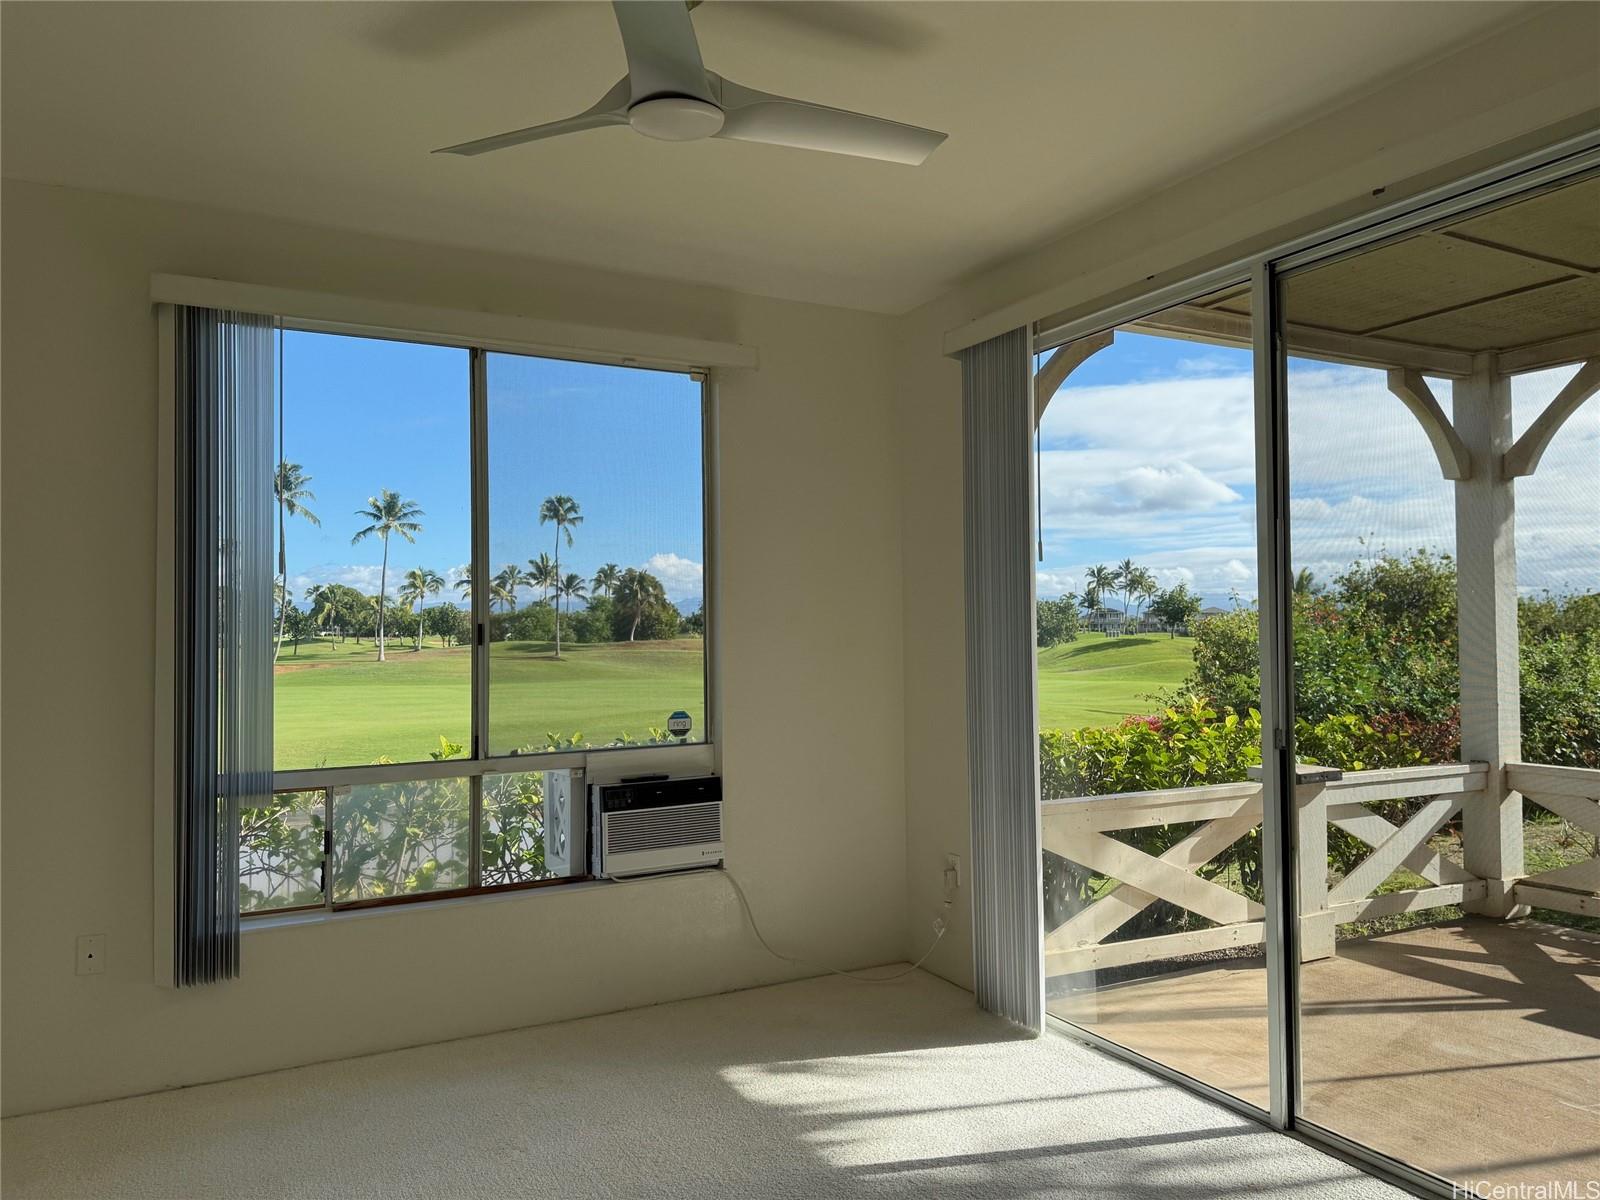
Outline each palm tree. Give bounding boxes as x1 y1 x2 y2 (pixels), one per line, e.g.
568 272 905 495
539 494 583 603
1114 558 1139 618
306 583 339 642
1084 565 1115 619
273 461 320 662
591 563 621 599
350 489 424 662
399 567 444 650
487 575 516 614
1128 567 1158 623
1293 568 1318 596
615 568 666 642
529 553 559 605
553 572 587 658
494 563 530 610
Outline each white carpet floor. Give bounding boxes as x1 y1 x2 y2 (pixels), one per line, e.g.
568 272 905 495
1 970 1403 1199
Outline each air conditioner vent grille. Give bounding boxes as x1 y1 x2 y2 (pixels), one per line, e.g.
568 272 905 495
605 801 722 856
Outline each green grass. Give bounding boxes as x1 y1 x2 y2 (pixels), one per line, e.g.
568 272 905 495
1036 633 1195 731
273 637 705 769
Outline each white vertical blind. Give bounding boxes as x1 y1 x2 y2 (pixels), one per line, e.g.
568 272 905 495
174 307 274 986
961 326 1045 1030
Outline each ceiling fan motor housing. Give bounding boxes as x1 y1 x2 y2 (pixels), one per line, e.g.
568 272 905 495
627 96 725 141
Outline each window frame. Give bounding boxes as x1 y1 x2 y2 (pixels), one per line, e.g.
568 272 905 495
175 312 719 919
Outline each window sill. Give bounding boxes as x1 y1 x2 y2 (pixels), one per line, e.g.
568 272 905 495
242 867 721 932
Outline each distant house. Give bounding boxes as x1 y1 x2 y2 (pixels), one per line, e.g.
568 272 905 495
1083 607 1125 634
1198 606 1230 619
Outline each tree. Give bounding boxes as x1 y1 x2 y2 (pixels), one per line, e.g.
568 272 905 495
1037 596 1079 647
494 563 530 610
488 572 516 615
350 489 424 662
427 601 470 648
539 494 583 607
1114 558 1138 618
273 461 320 662
554 572 587 658
615 568 667 642
1129 567 1159 622
454 565 473 603
1084 565 1115 622
1149 583 1202 636
591 563 621 599
305 583 337 641
1293 567 1319 597
399 567 444 650
529 553 559 605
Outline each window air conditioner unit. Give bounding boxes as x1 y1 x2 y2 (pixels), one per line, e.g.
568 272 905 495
590 776 723 879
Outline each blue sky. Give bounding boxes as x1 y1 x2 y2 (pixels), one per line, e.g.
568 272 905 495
279 331 705 610
1039 331 1597 611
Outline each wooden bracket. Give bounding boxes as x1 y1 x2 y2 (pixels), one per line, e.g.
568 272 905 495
1035 329 1115 425
1502 358 1600 479
1386 368 1472 480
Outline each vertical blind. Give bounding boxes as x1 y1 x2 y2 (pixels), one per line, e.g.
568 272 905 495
173 306 274 986
961 326 1045 1031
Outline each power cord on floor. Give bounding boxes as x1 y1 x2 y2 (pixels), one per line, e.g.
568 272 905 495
719 868 949 984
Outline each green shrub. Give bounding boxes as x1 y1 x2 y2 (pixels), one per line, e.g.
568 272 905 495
1036 597 1080 647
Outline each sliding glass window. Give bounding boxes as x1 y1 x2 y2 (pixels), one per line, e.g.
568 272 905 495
486 353 707 754
228 326 712 915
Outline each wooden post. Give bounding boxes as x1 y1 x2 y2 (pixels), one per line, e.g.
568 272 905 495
1453 353 1527 917
1297 783 1335 960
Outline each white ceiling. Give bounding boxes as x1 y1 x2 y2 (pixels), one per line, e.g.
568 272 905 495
0 1 1540 313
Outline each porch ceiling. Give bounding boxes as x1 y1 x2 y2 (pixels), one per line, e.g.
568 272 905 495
1131 174 1600 377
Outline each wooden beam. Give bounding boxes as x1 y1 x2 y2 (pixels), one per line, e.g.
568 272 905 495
1129 305 1475 377
1497 329 1600 375
1328 882 1486 924
1387 368 1473 480
1034 329 1114 424
1506 761 1600 800
1502 358 1600 478
1510 883 1600 918
1046 921 1265 976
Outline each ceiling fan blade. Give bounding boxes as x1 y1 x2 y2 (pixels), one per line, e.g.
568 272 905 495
434 77 631 156
709 74 945 165
611 1 715 105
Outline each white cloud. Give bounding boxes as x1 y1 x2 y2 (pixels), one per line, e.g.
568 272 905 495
1037 357 1597 604
1120 462 1240 511
641 552 703 601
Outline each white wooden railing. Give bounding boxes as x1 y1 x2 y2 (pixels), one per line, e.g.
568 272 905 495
1507 762 1600 919
1041 761 1497 977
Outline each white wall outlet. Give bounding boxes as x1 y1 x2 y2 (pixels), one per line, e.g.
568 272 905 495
76 934 106 976
943 853 961 892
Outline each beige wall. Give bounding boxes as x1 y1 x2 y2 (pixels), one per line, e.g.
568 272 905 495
895 5 1600 987
0 180 907 1116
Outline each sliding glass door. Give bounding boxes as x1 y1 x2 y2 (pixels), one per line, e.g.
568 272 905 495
1038 283 1272 1110
1040 150 1600 1195
1281 169 1600 1192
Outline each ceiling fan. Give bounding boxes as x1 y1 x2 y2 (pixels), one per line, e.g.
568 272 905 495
434 0 947 166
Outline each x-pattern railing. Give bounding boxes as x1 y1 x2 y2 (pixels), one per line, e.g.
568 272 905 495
1042 762 1504 977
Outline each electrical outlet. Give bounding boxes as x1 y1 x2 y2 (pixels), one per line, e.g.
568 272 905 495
76 934 106 976
943 853 961 892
